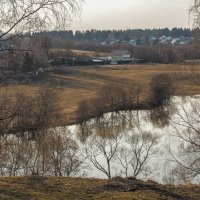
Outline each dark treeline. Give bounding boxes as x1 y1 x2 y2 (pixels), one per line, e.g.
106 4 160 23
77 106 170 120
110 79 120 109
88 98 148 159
32 28 193 43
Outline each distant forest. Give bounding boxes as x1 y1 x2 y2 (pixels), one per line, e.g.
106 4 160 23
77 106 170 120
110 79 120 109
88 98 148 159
33 28 194 43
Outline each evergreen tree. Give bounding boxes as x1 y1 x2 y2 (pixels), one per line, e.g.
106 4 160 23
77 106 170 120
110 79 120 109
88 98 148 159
22 52 34 72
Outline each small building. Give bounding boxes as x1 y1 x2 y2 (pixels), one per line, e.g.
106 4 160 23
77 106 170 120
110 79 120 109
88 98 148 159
110 50 131 62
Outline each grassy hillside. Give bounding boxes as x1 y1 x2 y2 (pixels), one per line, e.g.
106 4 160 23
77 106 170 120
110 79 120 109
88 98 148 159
0 176 199 200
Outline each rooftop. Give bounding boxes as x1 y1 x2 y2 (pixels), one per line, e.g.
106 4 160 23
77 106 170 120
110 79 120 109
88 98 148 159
110 50 130 56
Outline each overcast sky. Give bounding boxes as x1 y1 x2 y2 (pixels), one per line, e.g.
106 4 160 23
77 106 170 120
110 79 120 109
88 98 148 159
70 0 192 31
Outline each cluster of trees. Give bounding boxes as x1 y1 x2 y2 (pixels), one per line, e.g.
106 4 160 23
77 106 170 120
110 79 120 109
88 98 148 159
0 0 82 75
84 124 159 179
0 89 160 179
77 84 141 123
76 110 161 180
77 74 175 123
0 118 160 179
0 130 84 177
7 38 50 73
0 87 61 135
0 87 85 177
130 43 200 64
33 28 193 43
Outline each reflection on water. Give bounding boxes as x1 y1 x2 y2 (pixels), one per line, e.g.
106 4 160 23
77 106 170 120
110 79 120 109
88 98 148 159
148 103 176 128
77 111 142 142
0 96 200 184
75 96 200 184
77 101 175 142
75 103 171 182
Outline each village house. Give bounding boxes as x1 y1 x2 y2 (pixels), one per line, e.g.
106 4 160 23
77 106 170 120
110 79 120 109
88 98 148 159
110 50 131 62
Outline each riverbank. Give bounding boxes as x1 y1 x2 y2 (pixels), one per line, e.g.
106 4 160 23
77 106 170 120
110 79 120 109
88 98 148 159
39 63 200 126
0 176 199 200
2 64 200 127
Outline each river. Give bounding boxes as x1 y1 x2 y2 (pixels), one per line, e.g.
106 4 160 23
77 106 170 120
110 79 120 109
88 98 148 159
67 95 200 184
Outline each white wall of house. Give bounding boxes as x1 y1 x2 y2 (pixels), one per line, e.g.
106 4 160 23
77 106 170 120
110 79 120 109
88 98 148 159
110 50 131 61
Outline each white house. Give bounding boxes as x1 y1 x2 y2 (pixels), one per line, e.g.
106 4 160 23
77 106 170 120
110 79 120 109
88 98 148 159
110 50 131 62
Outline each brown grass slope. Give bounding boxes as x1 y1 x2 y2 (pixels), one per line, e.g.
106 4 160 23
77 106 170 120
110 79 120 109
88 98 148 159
0 176 199 200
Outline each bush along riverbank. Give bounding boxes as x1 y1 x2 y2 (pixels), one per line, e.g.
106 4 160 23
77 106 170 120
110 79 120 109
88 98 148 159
76 74 174 124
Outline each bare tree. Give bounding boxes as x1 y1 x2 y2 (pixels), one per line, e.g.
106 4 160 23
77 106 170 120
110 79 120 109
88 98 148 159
116 146 131 177
127 131 159 178
47 129 85 177
76 84 142 123
0 0 82 41
117 131 159 178
0 0 82 81
85 132 122 179
190 0 200 27
99 84 140 110
0 86 62 135
171 98 200 182
0 127 86 177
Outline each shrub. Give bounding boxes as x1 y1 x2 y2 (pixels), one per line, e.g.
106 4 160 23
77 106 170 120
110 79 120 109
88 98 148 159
150 74 174 106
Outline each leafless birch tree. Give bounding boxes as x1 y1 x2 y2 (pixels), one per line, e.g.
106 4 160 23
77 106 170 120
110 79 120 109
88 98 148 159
0 0 82 41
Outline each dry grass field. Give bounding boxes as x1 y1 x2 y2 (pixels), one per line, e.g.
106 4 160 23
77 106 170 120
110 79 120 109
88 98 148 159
0 176 199 200
49 64 200 123
71 49 107 57
50 49 107 58
4 64 200 125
